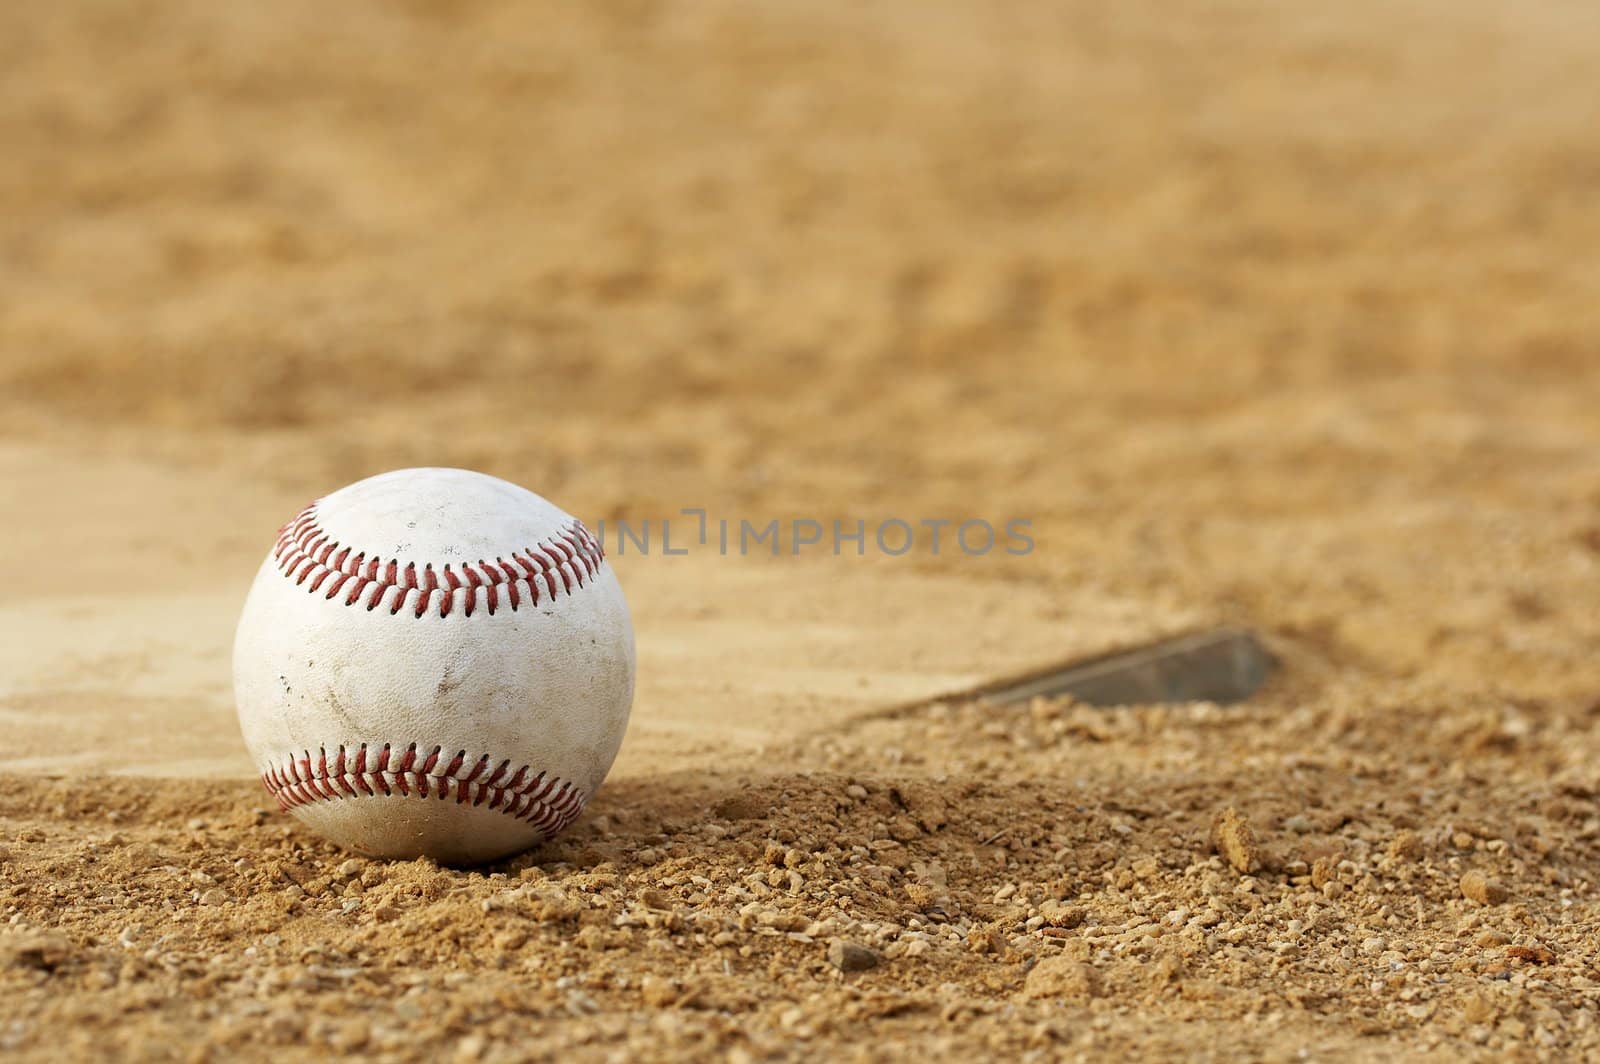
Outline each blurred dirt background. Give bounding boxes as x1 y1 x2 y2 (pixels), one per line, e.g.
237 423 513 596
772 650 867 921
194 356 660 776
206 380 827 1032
3 0 1600 1060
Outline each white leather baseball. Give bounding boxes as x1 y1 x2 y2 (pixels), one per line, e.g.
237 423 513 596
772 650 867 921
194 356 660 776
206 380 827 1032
232 468 634 865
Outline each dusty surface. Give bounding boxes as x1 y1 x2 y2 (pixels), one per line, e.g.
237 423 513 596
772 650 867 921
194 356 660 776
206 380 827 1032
3 0 1600 1060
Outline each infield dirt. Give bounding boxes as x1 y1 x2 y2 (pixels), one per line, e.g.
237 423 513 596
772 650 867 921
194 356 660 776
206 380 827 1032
3 2 1600 1060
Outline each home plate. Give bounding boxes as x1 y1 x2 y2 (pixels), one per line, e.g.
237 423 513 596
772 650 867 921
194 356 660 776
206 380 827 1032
972 627 1275 707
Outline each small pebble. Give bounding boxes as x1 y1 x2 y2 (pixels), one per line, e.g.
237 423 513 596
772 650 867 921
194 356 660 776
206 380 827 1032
827 940 881 973
1461 871 1509 906
1210 809 1261 875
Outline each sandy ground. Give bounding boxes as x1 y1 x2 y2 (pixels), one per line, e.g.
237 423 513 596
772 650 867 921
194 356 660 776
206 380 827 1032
3 0 1600 1059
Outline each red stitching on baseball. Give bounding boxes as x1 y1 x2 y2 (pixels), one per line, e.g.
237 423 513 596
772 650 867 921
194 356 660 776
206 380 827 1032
261 742 589 838
271 503 605 618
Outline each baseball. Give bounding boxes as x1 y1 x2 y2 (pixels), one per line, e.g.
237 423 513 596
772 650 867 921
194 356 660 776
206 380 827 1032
232 467 635 864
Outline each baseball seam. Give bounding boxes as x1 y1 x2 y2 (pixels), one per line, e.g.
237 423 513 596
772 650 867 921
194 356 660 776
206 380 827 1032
261 743 588 838
272 503 605 618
